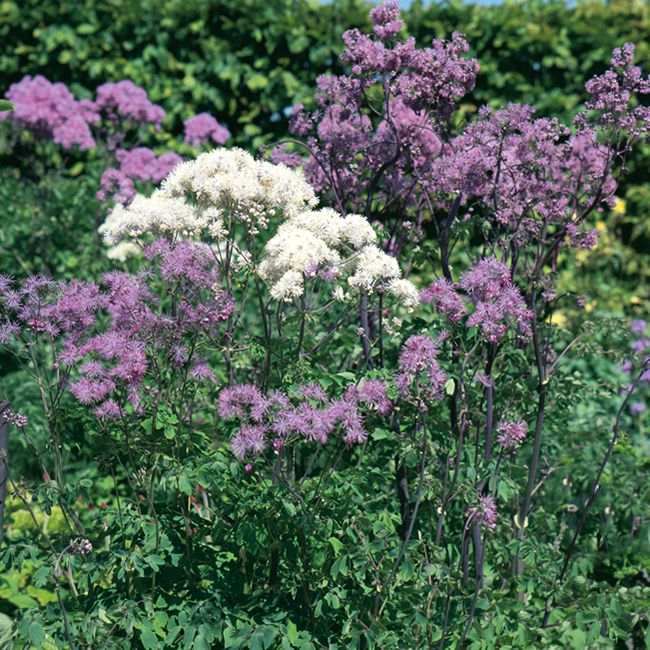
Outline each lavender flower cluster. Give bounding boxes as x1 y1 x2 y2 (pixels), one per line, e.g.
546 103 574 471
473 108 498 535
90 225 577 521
2 75 230 207
220 379 392 459
421 258 532 343
0 240 233 420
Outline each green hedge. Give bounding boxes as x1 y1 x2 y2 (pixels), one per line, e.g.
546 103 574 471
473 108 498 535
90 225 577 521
2 0 649 137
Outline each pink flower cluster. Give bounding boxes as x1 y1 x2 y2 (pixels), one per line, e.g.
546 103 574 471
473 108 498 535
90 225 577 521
467 494 497 530
496 419 528 450
183 113 230 147
282 0 477 218
0 241 233 420
395 334 447 405
97 147 183 204
420 278 466 323
94 80 165 128
421 258 532 343
3 409 28 428
1 75 98 150
583 43 650 137
429 105 618 239
219 379 392 460
459 258 533 343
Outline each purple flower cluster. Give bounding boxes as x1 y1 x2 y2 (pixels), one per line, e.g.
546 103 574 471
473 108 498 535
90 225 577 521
97 147 183 204
429 105 618 243
183 113 230 147
94 80 165 128
467 494 497 531
583 43 650 137
496 419 528 450
3 409 28 428
0 241 233 420
421 258 532 343
459 258 533 343
1 75 98 150
67 538 93 555
219 379 392 460
0 275 103 343
420 278 467 323
281 1 477 222
395 334 447 405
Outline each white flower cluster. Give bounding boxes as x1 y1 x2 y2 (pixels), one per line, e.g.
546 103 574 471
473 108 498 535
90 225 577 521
259 208 419 310
98 148 317 245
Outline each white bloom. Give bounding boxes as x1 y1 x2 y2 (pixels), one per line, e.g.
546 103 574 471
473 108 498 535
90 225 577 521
106 241 140 262
268 270 305 302
339 214 377 248
387 278 420 311
99 191 206 245
259 223 341 289
99 148 318 245
259 207 417 307
385 317 403 336
332 286 347 302
290 208 347 245
346 247 401 292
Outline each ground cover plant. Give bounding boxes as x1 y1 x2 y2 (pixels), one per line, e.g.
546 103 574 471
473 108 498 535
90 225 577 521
0 1 649 648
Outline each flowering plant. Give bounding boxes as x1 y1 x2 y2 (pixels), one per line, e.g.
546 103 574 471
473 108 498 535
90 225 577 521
0 2 648 648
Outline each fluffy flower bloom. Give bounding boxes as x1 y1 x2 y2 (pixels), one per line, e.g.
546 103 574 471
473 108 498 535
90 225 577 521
106 241 140 262
94 80 165 128
100 149 318 244
420 278 467 322
459 258 532 342
345 379 392 415
467 494 497 530
99 191 208 244
496 419 528 450
184 113 230 147
346 246 400 292
222 380 390 460
258 207 417 307
395 334 447 404
2 75 97 150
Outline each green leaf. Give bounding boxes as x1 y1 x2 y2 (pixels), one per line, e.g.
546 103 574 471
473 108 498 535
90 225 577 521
10 593 39 608
249 632 265 650
0 613 12 647
140 624 158 650
0 100 14 112
246 74 268 91
328 537 343 553
444 378 455 395
31 566 50 588
178 474 193 496
76 23 97 34
69 162 85 177
194 635 210 650
286 621 299 645
29 621 46 649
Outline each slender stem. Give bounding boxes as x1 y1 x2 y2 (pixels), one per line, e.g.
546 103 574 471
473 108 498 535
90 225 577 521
541 362 648 626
